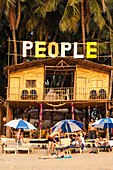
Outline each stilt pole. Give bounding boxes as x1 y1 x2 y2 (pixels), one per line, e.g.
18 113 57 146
39 103 43 138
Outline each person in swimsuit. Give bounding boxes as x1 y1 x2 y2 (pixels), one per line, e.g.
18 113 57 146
48 128 62 156
88 118 97 139
39 149 66 159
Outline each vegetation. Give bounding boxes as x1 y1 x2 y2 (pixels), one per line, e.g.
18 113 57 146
0 0 113 97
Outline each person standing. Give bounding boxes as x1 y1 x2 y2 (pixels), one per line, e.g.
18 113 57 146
48 128 62 156
88 118 97 139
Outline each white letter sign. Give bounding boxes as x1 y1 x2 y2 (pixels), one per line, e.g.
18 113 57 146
23 41 33 57
74 42 84 58
61 42 71 57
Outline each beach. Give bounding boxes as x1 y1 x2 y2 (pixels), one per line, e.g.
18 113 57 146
0 143 113 170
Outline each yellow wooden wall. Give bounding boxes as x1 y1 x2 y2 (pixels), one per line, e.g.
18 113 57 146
9 66 44 100
75 67 109 100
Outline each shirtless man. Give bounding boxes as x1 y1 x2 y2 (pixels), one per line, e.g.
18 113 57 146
88 118 97 139
48 128 62 155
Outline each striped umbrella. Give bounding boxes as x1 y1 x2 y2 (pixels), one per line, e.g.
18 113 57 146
92 118 113 129
52 119 84 133
4 119 36 130
92 118 113 140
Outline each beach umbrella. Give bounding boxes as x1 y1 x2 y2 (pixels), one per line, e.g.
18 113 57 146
92 118 113 140
52 119 84 133
4 119 36 130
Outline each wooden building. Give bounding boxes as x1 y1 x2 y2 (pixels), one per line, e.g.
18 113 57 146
4 57 113 137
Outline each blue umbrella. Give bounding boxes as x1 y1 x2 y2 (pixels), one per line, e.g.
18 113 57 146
92 118 113 140
92 118 113 129
4 119 36 130
52 119 84 132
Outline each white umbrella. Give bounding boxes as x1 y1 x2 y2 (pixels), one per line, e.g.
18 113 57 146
4 119 36 130
52 119 84 132
92 118 113 140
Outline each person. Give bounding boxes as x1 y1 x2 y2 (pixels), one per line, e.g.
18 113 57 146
90 137 110 153
97 137 110 148
71 135 82 147
48 128 62 155
78 133 85 151
15 129 26 146
88 118 97 139
15 129 21 145
38 149 66 159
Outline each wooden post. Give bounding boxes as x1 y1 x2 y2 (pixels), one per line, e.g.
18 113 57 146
6 102 13 138
0 107 2 136
85 108 89 132
71 103 74 120
39 103 43 138
105 102 109 139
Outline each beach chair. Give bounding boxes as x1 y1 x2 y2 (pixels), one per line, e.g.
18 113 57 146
29 139 48 149
4 145 17 154
17 144 33 154
55 138 71 154
68 145 82 154
97 145 111 153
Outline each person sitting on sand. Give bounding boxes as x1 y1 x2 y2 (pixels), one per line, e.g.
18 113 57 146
39 149 66 159
48 128 62 156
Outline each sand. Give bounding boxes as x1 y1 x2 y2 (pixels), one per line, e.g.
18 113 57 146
0 141 113 170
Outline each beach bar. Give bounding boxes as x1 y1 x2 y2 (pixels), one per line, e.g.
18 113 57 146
3 57 113 137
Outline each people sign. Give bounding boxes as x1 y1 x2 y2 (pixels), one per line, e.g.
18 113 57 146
23 41 97 59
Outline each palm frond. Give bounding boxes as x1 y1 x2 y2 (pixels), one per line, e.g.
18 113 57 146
59 0 81 32
89 0 105 30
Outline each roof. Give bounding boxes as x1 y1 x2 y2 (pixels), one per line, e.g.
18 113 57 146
3 57 113 74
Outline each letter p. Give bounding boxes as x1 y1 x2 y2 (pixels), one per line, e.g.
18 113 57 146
23 41 33 57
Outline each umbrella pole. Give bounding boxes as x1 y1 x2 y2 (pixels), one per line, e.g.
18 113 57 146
66 122 69 138
107 123 109 141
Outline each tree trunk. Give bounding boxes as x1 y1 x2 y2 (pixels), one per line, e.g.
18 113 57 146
12 28 17 64
81 0 86 58
10 6 17 65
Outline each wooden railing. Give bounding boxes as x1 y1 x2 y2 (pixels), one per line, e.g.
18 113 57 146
6 87 109 101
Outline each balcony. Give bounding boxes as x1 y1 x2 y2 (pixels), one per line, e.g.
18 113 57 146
6 87 110 102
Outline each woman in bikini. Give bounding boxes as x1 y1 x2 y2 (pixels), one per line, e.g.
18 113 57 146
38 149 66 159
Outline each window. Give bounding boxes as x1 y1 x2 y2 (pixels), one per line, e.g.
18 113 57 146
26 80 36 88
91 80 97 88
91 80 103 88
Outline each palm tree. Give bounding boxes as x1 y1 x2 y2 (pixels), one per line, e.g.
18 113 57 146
19 0 61 41
1 0 21 64
59 0 112 58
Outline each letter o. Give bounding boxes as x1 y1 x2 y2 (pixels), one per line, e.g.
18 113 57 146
48 42 59 58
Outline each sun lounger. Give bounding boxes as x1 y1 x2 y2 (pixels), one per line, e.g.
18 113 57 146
97 145 111 153
55 138 70 154
17 144 33 154
3 143 33 154
68 145 82 154
85 139 95 148
29 139 48 148
4 145 17 154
